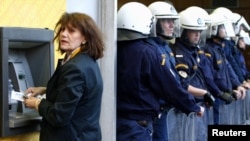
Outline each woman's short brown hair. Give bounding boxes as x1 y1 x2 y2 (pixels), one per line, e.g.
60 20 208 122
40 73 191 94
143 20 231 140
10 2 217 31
54 12 105 60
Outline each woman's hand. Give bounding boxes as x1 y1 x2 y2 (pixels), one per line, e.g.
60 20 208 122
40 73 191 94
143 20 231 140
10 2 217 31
23 97 41 110
24 87 46 97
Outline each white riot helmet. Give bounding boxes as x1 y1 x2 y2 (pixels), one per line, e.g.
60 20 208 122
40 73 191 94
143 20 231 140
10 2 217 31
231 13 250 35
184 6 212 44
213 7 232 13
185 6 211 24
148 1 180 39
179 9 207 47
212 7 234 22
212 7 235 39
209 12 235 38
179 10 207 31
117 2 153 41
238 30 250 45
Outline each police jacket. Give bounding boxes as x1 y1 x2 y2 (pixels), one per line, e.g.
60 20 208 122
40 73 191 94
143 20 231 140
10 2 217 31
38 53 103 141
198 52 223 97
169 38 223 97
117 39 200 121
146 37 182 87
235 46 250 80
205 39 241 91
146 37 185 106
224 39 245 82
171 38 207 91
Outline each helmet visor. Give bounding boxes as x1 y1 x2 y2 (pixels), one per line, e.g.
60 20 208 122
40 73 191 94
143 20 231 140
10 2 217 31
200 30 207 47
224 22 235 37
240 30 250 45
154 18 180 38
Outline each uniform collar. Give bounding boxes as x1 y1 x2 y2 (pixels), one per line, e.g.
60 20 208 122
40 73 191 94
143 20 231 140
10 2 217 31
213 38 226 48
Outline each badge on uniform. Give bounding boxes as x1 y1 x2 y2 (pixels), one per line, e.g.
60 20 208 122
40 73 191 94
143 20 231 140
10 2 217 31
197 57 200 63
178 70 188 78
161 54 166 66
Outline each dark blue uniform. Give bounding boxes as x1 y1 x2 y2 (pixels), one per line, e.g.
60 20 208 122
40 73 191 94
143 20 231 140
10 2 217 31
224 39 246 83
170 39 223 98
205 39 241 91
146 37 182 85
146 37 184 141
171 38 208 98
116 39 200 141
204 39 242 124
172 38 224 125
199 52 223 97
234 47 250 80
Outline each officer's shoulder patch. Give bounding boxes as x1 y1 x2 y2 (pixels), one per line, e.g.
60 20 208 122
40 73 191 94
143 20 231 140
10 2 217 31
217 59 222 65
198 50 204 54
175 64 189 69
178 70 188 78
205 53 211 57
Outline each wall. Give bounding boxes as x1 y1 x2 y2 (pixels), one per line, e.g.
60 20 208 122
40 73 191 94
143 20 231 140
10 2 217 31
0 0 65 140
66 0 98 21
0 0 66 64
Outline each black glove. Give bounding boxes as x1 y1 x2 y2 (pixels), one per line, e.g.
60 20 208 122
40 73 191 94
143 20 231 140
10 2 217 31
230 91 238 100
218 92 235 104
203 92 215 106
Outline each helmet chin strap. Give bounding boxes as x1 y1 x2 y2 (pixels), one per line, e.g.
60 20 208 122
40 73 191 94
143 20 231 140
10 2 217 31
181 36 200 48
157 32 174 40
213 35 225 41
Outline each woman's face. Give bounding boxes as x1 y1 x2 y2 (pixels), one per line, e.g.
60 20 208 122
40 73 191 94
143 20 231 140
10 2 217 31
59 24 86 53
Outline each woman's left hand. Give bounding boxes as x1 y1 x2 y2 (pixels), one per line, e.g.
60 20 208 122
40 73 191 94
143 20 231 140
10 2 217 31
24 97 41 110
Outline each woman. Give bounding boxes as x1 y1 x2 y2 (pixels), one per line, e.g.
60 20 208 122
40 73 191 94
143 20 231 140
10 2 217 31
24 12 105 141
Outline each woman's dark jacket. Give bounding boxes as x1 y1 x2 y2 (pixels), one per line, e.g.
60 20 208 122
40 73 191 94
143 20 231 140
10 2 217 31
38 52 103 141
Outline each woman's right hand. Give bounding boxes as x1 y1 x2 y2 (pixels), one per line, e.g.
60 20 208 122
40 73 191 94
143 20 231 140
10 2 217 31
25 87 46 97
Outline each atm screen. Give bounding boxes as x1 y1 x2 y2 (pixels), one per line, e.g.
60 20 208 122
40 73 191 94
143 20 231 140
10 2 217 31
8 49 34 92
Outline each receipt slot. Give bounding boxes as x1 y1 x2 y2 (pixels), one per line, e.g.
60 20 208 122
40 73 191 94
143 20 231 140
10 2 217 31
0 27 54 137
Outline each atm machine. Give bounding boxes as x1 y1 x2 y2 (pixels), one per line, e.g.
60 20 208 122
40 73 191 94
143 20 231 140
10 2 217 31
0 27 54 137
